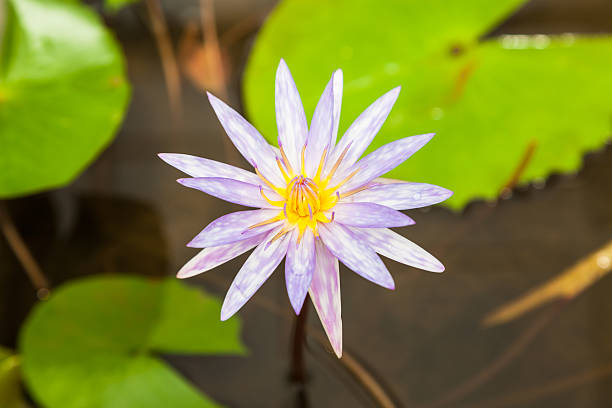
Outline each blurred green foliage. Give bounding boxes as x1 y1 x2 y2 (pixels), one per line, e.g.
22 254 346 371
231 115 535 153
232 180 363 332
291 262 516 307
244 0 612 209
0 0 130 198
0 347 27 408
104 0 139 13
19 276 245 408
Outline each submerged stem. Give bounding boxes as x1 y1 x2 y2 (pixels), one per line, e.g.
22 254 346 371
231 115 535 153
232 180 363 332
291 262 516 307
0 202 51 299
418 299 566 408
202 273 397 407
290 295 310 384
144 0 182 119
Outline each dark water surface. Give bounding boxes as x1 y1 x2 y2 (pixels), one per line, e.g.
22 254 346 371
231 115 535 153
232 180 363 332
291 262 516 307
2 0 612 406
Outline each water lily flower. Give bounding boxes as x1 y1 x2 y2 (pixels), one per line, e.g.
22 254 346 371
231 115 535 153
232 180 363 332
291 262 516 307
159 59 452 357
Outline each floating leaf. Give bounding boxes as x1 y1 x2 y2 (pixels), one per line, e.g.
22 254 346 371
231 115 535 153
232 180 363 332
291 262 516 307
243 0 612 209
0 0 130 198
104 0 140 13
0 347 27 408
19 276 244 408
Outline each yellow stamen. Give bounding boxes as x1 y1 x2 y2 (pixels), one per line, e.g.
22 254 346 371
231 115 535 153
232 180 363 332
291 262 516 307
300 144 307 175
268 143 351 238
247 214 283 230
339 184 370 199
276 157 291 183
314 147 328 181
325 144 351 183
259 187 284 207
279 144 295 176
255 168 285 197
328 168 360 192
297 227 305 244
270 225 293 243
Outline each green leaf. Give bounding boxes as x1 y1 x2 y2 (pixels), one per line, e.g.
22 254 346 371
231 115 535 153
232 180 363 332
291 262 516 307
0 347 27 408
0 0 130 198
19 276 244 408
243 0 612 209
104 0 140 13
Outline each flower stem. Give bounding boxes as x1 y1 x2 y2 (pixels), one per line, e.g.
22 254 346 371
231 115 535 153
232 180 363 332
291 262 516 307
290 295 310 384
0 201 51 299
144 0 182 120
418 299 565 408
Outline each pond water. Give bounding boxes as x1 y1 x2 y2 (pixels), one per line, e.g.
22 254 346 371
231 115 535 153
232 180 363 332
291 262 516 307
1 0 612 406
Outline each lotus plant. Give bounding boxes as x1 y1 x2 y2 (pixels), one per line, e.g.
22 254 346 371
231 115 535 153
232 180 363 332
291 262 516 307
159 59 452 357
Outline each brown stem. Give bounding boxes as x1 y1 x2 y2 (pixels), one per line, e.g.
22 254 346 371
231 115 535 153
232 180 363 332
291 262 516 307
483 239 612 327
200 0 226 98
336 349 398 408
463 361 612 408
448 60 477 104
202 273 396 407
499 140 538 196
144 0 182 119
290 295 310 383
418 299 566 408
219 13 265 48
198 0 241 166
0 202 50 299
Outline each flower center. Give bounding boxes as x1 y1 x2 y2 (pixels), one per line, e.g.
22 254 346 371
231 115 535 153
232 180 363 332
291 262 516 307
287 175 320 218
252 143 363 241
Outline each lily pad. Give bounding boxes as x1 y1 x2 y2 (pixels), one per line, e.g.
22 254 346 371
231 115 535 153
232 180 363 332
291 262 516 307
0 0 130 198
19 276 244 408
0 347 27 408
243 0 612 209
104 0 139 13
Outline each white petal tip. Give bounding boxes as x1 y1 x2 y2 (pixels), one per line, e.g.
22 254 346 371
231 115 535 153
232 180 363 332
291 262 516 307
220 309 233 321
206 92 222 106
424 262 445 273
292 303 304 315
176 271 191 279
404 217 416 226
290 297 307 315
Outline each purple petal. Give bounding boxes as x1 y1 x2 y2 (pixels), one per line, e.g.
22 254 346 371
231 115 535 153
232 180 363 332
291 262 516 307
318 222 394 289
207 92 283 185
330 69 343 147
178 177 283 208
325 86 400 176
158 153 262 185
177 234 267 279
275 59 308 171
305 69 342 176
350 227 444 272
334 133 434 192
285 229 316 314
221 228 292 320
187 209 281 248
309 240 342 357
332 202 414 228
343 182 453 210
